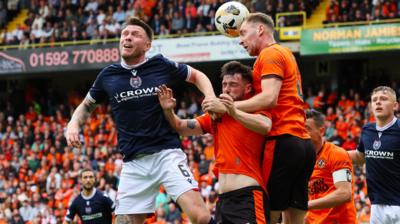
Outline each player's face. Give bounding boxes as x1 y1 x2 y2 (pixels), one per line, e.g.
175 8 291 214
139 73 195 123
371 91 398 120
222 74 251 101
239 21 259 56
120 25 151 61
81 171 95 190
305 118 324 151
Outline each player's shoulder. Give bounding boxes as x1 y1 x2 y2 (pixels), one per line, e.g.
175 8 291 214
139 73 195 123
394 118 400 129
362 122 376 131
95 189 112 200
147 54 167 63
325 142 350 159
69 194 83 206
98 63 124 76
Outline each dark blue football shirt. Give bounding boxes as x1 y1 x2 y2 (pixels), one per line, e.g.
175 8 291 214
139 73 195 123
88 54 189 160
357 117 400 205
65 189 114 224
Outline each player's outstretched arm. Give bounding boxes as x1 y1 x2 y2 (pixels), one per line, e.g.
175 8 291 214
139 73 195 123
348 150 366 165
157 85 203 136
186 67 216 98
65 94 97 148
235 76 282 113
220 94 271 134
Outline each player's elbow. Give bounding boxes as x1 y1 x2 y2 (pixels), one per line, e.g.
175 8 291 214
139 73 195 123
267 97 278 108
338 187 352 203
260 121 272 134
259 92 277 109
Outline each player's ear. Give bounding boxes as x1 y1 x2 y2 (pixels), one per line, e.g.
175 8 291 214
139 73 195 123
319 126 326 136
144 41 152 52
244 83 252 95
393 100 399 111
257 24 264 36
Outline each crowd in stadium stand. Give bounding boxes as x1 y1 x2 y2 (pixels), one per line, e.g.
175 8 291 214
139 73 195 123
1 0 400 46
324 0 400 24
2 0 323 46
1 80 399 223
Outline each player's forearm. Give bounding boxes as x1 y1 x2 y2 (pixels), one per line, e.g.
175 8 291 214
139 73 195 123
234 91 276 113
231 111 271 135
308 187 352 210
348 150 365 165
163 109 203 136
163 108 182 132
69 98 97 127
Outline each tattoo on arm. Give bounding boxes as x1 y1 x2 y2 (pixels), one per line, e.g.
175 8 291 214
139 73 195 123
115 215 132 224
187 120 197 129
70 97 98 126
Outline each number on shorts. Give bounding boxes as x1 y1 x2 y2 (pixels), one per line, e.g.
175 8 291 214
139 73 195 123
178 164 190 177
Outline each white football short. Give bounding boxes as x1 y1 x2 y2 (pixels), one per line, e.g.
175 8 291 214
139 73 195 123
370 204 400 224
115 148 199 215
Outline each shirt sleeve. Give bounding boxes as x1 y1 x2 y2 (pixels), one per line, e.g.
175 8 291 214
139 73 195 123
196 114 212 134
357 131 365 153
88 70 107 104
329 146 353 174
103 194 115 212
65 200 77 221
163 56 190 82
258 48 285 79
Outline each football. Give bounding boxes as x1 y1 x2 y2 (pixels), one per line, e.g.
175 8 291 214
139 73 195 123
215 1 249 38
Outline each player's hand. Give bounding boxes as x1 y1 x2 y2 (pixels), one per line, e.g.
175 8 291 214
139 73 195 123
219 93 236 117
157 85 176 110
202 97 227 114
65 122 81 148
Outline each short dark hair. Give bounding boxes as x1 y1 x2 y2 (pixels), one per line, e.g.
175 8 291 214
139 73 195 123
305 109 325 128
245 13 275 31
123 17 154 41
79 168 95 179
220 61 252 83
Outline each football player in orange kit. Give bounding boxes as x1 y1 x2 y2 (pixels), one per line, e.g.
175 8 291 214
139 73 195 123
158 61 271 223
305 109 356 224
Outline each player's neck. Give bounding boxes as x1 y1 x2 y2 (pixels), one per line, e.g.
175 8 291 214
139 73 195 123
122 56 146 67
82 188 95 197
316 140 324 154
376 115 396 129
259 36 276 51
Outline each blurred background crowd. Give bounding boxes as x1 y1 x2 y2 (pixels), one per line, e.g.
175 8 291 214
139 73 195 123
1 78 400 223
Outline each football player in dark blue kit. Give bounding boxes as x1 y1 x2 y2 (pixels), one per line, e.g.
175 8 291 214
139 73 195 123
349 86 400 223
65 17 216 224
64 168 114 224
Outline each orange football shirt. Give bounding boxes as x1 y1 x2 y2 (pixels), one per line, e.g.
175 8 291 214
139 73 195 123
196 112 270 187
306 142 356 224
253 44 309 139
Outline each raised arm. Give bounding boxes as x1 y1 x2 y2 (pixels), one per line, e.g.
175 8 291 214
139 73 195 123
158 85 204 136
234 76 282 113
220 94 272 135
65 95 98 148
187 66 216 98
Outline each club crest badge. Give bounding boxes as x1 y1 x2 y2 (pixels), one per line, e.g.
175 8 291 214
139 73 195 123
130 70 142 89
85 206 92 214
317 159 326 168
373 140 381 150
